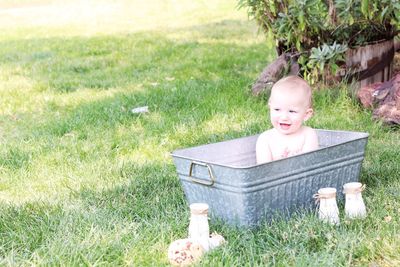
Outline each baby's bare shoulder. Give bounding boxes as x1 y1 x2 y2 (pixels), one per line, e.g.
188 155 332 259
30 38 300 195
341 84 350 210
302 126 317 135
257 129 275 141
302 126 319 149
256 130 274 163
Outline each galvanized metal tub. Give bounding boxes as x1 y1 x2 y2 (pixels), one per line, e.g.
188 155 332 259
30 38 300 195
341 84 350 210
171 129 369 226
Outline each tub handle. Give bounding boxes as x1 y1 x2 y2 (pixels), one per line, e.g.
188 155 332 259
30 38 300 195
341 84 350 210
188 161 215 186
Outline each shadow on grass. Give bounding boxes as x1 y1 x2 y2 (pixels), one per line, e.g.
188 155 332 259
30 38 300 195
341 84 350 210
0 160 189 265
2 158 400 265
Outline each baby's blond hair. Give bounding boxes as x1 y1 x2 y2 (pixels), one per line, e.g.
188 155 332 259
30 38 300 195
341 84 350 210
269 76 313 108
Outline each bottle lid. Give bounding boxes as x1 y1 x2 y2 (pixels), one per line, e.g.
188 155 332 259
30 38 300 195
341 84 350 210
314 187 337 199
190 203 209 215
343 182 365 194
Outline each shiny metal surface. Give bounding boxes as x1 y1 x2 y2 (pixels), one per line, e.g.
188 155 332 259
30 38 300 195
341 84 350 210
171 129 369 226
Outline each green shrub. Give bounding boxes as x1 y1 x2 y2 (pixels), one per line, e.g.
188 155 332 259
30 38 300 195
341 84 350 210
238 0 400 80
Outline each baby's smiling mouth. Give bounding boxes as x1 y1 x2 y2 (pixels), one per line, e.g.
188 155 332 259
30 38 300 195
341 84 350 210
279 123 291 130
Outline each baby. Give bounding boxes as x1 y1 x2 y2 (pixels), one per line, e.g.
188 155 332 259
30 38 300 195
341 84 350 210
256 75 319 164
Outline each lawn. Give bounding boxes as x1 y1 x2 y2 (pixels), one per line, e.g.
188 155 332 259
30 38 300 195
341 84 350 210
0 0 399 266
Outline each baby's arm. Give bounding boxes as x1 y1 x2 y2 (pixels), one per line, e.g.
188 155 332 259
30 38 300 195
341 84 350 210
302 127 319 153
256 132 272 164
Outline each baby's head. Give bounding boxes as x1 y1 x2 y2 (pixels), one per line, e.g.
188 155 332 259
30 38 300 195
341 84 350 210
268 76 314 135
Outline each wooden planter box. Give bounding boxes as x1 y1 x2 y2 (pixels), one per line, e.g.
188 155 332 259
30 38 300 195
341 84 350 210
342 39 395 88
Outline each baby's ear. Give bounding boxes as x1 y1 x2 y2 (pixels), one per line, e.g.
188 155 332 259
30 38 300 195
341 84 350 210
304 108 314 121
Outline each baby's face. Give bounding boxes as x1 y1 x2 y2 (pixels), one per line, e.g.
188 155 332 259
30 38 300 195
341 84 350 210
268 89 312 135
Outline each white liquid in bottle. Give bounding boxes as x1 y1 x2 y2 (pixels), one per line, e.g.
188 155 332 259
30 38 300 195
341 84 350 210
188 203 210 251
315 187 340 225
343 182 367 219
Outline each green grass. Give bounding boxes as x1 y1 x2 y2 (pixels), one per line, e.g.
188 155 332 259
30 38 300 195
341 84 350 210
0 0 399 266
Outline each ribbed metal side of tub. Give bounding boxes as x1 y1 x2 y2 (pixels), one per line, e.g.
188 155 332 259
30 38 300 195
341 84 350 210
171 130 369 226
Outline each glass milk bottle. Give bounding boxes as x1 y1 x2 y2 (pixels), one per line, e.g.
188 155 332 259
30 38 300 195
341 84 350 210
188 203 210 251
343 182 367 219
314 187 340 225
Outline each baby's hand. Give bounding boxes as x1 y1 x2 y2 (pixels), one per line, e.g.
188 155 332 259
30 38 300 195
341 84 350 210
281 148 290 158
281 148 302 158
